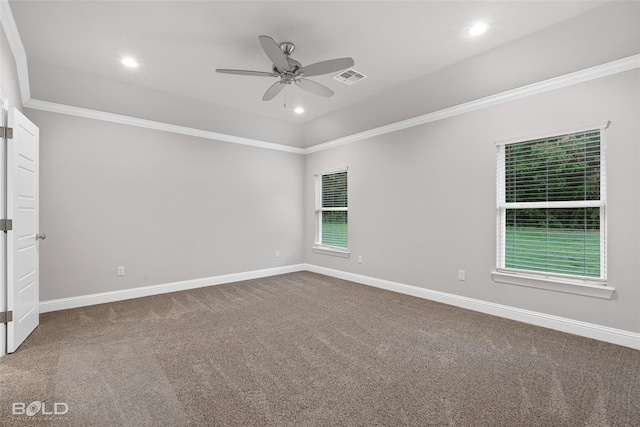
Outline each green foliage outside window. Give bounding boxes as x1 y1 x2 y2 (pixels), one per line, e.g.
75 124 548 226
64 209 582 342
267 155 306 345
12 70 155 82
502 130 602 278
320 171 348 249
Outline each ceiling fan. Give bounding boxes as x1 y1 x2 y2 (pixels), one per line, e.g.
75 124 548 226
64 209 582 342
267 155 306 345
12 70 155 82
216 35 355 101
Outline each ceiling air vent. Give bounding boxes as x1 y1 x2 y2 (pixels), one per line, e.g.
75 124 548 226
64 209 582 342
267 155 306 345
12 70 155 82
333 69 367 85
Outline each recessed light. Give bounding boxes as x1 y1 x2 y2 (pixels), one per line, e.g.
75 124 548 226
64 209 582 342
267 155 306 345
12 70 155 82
294 107 305 114
468 22 489 36
121 57 138 68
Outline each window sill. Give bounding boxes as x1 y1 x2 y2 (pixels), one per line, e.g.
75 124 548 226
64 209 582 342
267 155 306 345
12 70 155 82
312 246 350 258
491 271 615 299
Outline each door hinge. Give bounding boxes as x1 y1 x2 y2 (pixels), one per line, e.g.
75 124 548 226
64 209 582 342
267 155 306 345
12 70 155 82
0 126 13 139
0 219 13 232
0 311 13 324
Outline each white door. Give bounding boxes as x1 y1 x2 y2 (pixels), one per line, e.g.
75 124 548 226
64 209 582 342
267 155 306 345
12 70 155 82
6 108 39 353
0 91 7 356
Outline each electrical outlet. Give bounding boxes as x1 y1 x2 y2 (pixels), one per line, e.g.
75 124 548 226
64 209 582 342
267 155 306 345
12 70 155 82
458 270 466 281
117 266 125 277
275 250 280 258
358 255 363 264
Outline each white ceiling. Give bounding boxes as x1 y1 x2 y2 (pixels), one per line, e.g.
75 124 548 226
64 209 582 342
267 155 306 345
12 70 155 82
10 1 608 125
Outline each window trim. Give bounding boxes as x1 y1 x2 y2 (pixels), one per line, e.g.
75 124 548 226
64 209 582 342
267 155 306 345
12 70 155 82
314 167 350 256
493 121 611 296
491 271 614 299
312 245 350 258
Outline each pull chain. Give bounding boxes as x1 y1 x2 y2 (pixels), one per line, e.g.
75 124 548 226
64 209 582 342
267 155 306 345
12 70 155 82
284 85 287 109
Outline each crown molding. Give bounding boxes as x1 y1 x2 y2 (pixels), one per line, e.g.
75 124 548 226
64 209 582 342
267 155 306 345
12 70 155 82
2 2 303 154
23 53 640 155
24 99 305 154
304 54 640 154
3 0 638 155
0 0 30 105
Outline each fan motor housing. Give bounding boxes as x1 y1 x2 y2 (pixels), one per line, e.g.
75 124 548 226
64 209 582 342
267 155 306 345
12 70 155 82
273 58 301 76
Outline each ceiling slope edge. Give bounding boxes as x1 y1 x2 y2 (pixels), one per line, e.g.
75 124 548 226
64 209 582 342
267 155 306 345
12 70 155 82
20 54 640 156
3 2 638 156
0 0 30 104
305 54 640 154
24 54 640 154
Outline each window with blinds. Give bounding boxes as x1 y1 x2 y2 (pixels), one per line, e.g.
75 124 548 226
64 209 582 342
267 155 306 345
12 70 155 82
315 169 348 249
496 123 607 281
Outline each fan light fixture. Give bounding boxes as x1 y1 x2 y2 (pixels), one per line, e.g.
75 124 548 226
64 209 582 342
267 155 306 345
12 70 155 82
216 35 355 102
294 107 305 114
121 57 138 68
468 22 489 36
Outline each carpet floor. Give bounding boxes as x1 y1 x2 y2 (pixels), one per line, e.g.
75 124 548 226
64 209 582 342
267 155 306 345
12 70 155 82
1 271 639 426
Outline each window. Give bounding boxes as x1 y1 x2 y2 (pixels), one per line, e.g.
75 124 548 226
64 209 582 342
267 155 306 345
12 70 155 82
496 122 608 286
314 169 348 255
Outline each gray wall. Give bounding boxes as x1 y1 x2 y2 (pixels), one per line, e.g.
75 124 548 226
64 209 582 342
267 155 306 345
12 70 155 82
27 109 304 301
304 70 640 333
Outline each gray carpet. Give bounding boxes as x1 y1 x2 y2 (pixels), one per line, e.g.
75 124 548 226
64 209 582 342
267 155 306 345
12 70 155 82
1 271 639 426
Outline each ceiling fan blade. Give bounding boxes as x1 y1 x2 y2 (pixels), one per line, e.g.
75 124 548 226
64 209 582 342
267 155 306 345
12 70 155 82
259 35 291 73
216 69 278 77
295 78 334 97
262 81 284 101
299 57 354 77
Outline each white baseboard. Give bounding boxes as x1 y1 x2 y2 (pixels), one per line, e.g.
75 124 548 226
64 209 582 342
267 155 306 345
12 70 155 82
39 264 306 313
304 264 640 350
39 263 639 350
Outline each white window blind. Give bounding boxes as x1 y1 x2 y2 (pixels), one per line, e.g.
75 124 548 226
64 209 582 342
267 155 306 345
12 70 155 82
315 169 348 249
496 122 607 281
